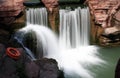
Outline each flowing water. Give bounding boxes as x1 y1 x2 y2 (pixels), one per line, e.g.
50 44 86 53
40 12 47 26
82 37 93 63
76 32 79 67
59 7 90 48
58 7 104 78
15 6 120 78
14 36 36 61
26 8 48 26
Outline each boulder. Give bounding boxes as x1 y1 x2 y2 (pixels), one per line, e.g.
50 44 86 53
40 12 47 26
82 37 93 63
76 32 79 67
35 58 60 78
0 0 24 17
0 0 25 25
115 58 120 78
0 43 60 78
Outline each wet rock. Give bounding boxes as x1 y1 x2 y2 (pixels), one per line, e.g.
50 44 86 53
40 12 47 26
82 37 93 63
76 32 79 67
0 29 10 45
0 47 27 78
25 62 39 78
41 0 59 32
0 44 60 78
35 58 60 78
115 58 120 78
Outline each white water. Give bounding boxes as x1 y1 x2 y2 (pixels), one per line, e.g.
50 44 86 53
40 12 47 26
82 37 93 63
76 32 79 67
16 7 105 78
26 8 48 26
17 24 104 78
57 7 104 78
59 7 90 48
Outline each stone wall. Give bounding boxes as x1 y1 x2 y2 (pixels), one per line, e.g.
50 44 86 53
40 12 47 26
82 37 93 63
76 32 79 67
86 0 120 46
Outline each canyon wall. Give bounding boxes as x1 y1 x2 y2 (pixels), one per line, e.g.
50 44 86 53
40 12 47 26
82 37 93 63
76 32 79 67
86 0 120 46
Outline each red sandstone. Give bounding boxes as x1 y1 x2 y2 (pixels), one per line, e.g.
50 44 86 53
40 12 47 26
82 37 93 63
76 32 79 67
86 0 120 28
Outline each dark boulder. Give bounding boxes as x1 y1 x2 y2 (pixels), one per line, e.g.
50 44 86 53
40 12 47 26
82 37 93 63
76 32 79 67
0 43 60 78
35 58 60 78
115 58 120 78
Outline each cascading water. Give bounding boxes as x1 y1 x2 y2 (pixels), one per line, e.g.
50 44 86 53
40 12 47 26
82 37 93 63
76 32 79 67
57 7 104 78
15 7 105 78
59 7 90 48
26 8 48 26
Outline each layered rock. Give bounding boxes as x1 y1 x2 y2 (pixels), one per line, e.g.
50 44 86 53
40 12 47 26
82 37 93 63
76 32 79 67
42 0 59 32
86 0 120 28
86 0 120 46
0 0 25 25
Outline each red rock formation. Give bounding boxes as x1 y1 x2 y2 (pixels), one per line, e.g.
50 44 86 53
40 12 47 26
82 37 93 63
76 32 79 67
86 0 120 45
41 0 59 32
86 0 120 28
0 0 25 25
41 0 58 12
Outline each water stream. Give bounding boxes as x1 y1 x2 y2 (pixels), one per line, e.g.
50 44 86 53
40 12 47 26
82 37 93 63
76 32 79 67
26 8 48 26
14 6 120 78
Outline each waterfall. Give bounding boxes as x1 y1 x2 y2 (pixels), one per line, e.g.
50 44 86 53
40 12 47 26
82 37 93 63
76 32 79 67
14 7 104 78
14 36 36 61
26 8 48 26
58 7 104 78
59 7 90 48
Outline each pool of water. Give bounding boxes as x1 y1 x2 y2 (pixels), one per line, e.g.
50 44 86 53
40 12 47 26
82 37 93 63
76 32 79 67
65 46 120 78
93 46 120 78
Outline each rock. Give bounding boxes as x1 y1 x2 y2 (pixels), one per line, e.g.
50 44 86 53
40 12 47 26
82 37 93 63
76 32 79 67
86 0 120 45
41 0 58 12
0 0 24 17
25 62 40 78
0 44 60 78
0 47 27 78
104 27 120 35
115 58 120 78
114 10 120 22
86 0 120 28
0 29 10 45
35 58 60 78
0 0 25 25
41 0 59 32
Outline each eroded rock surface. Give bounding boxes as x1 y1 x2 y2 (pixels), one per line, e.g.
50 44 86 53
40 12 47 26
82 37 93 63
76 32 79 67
86 0 120 46
86 0 120 28
0 0 25 25
115 58 120 78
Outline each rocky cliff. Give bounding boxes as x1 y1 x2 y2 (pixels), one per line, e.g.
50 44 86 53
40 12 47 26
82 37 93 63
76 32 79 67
86 0 120 46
